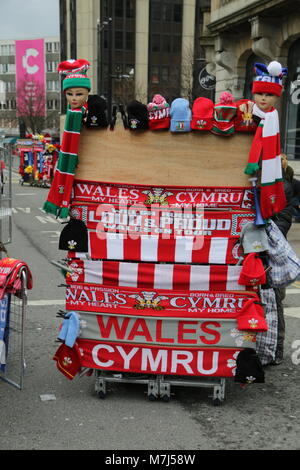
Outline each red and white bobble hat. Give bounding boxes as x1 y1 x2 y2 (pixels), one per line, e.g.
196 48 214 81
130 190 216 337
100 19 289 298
252 61 288 97
147 94 170 130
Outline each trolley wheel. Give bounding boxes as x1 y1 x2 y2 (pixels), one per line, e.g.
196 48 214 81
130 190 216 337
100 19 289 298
148 394 157 401
97 391 106 399
213 398 222 406
161 395 170 403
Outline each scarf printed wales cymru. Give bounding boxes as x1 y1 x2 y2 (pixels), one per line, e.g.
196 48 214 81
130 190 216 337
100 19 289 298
74 311 257 349
66 259 256 292
43 107 85 219
66 283 259 318
76 340 243 377
72 179 254 210
244 104 286 219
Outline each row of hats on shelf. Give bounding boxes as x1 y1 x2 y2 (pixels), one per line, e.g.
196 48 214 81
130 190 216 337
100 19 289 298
86 92 257 136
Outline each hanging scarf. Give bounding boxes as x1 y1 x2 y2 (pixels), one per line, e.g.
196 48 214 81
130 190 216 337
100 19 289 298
43 106 85 219
244 104 286 219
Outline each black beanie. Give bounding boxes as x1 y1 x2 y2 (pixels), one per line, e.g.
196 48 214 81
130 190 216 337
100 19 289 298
86 95 109 128
126 100 148 130
234 348 265 384
59 218 88 252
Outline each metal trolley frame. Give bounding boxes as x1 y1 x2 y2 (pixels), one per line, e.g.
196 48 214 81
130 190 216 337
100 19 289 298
93 369 226 406
0 270 27 390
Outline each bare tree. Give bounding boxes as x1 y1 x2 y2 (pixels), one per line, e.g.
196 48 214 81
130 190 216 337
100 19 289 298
16 75 46 134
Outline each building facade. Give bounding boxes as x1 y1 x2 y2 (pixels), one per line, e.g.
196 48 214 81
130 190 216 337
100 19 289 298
0 37 60 136
201 0 300 158
59 0 300 158
59 0 210 107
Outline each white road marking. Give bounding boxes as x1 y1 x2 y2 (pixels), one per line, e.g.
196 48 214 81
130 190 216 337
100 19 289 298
27 299 65 306
286 288 300 294
284 308 300 319
14 193 36 196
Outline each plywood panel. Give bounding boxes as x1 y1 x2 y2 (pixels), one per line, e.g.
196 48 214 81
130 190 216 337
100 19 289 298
75 123 254 187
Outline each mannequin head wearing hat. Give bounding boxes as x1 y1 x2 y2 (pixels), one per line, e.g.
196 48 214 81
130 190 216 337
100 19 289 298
252 61 287 112
58 59 91 110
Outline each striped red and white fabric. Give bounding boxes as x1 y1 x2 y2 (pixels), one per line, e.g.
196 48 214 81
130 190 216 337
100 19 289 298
66 259 256 291
68 231 242 264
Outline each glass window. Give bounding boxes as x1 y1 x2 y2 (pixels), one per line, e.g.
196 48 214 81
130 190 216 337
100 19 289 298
173 3 182 22
115 30 123 50
46 42 53 52
150 66 159 84
115 0 124 17
162 66 169 82
151 34 160 53
151 1 161 21
126 31 134 50
163 35 171 53
163 4 172 21
126 0 134 18
172 35 181 53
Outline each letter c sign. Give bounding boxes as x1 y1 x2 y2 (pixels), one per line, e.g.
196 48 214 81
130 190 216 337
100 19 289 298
22 48 39 75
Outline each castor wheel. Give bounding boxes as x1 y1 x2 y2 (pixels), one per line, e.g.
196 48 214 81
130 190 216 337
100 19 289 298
148 394 157 401
213 398 222 406
161 395 170 402
97 391 106 399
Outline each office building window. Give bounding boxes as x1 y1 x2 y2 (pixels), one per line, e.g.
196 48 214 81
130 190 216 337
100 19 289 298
151 34 160 52
115 30 123 50
126 32 134 50
150 66 159 84
115 0 124 17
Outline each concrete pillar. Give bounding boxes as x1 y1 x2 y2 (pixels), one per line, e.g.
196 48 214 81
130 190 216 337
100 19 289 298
181 0 196 99
76 0 98 93
135 0 149 102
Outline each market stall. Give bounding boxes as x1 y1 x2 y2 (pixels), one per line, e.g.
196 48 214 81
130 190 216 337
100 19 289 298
47 59 300 405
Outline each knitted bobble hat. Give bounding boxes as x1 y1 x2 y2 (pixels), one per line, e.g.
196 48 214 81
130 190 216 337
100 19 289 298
211 91 237 136
252 61 288 97
147 94 170 130
58 59 91 91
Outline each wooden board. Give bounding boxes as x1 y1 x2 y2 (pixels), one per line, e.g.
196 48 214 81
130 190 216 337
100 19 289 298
75 122 254 187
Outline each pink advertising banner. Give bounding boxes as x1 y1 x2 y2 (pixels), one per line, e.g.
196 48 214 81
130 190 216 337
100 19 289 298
15 39 46 117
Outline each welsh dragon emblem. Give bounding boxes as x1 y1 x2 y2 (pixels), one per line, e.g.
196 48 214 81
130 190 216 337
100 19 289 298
141 187 173 205
128 291 168 310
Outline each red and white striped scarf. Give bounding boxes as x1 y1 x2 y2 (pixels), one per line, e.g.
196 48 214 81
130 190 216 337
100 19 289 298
66 259 257 292
245 104 286 219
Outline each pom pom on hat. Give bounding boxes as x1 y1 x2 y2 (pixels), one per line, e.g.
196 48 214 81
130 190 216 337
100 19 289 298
58 59 91 91
267 61 282 77
219 91 235 105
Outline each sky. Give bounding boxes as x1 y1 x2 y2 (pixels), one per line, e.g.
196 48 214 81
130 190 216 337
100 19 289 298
0 0 60 40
